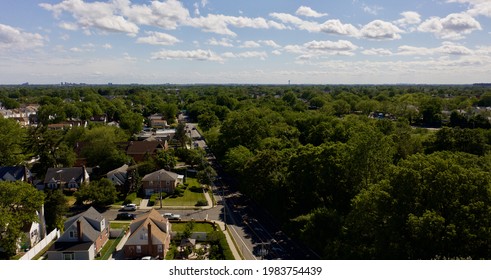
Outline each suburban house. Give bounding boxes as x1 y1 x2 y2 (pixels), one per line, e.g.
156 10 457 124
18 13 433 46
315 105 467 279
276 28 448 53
107 164 129 188
0 208 46 254
123 209 171 259
124 141 167 162
89 114 107 125
20 209 47 251
148 113 169 129
47 120 87 130
141 169 180 196
0 166 31 182
47 207 109 260
42 167 89 190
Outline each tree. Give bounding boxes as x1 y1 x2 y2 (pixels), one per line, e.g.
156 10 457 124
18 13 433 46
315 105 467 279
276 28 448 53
154 149 177 171
420 97 442 127
75 178 118 208
43 189 68 232
0 117 25 166
23 126 76 175
174 122 190 148
197 112 219 131
0 181 44 259
346 152 491 259
119 110 143 135
80 126 130 174
197 166 217 186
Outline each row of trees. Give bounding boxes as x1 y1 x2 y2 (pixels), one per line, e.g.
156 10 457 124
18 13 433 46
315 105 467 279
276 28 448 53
178 85 491 259
3 84 491 259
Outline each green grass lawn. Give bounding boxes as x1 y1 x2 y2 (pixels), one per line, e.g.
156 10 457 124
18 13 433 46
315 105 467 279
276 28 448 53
96 222 130 260
171 222 216 233
161 178 206 207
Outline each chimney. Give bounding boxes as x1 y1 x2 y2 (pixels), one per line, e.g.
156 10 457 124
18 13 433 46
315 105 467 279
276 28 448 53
147 223 153 256
77 220 83 242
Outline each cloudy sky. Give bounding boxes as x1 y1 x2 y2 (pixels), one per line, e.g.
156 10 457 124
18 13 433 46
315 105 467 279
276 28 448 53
1 0 491 84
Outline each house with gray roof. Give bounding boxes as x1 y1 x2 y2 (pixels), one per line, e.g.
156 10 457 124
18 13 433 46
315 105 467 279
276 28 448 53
47 206 109 260
107 164 129 187
43 167 89 190
0 166 31 182
141 169 180 196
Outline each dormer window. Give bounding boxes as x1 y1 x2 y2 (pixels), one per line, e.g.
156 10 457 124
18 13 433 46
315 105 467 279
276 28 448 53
69 230 78 239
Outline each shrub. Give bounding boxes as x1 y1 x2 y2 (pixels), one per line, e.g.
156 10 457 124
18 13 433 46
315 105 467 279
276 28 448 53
195 199 208 206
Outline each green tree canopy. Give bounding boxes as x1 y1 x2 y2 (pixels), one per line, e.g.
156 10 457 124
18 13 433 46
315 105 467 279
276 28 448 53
0 181 44 258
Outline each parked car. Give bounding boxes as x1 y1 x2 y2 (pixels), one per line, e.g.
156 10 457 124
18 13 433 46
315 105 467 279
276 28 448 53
116 213 136 220
163 213 181 221
122 203 137 211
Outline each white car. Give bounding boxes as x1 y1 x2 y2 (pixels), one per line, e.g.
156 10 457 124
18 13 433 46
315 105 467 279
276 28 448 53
163 213 181 220
122 204 137 211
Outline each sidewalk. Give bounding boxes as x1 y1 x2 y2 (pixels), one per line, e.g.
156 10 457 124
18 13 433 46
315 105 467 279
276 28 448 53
213 220 243 260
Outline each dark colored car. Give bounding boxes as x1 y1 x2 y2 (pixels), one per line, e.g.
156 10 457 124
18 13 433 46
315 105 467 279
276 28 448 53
116 213 136 220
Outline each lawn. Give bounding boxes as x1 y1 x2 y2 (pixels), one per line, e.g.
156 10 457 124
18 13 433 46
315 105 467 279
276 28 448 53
161 178 206 207
171 222 216 233
96 222 130 260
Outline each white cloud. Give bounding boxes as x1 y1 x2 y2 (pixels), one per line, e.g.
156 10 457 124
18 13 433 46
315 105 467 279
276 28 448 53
447 0 491 17
120 0 190 30
207 37 234 47
189 14 287 36
272 50 282 55
151 49 223 62
320 19 359 36
0 23 45 50
59 21 78 31
193 2 200 16
136 31 181 46
304 40 358 52
362 4 383 15
271 13 401 40
269 12 321 32
360 20 403 40
259 40 281 48
418 13 481 40
222 51 268 60
394 11 421 28
240 40 261 48
284 39 358 59
397 42 473 56
362 48 393 56
102 43 112 49
40 0 140 35
295 6 328 18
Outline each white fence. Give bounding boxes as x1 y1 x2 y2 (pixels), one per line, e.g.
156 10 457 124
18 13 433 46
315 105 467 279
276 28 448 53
20 229 60 260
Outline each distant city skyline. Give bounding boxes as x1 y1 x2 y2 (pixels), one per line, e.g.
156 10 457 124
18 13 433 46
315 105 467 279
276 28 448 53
1 0 491 84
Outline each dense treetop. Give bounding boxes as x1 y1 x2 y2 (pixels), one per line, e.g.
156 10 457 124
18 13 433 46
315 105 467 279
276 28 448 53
2 83 491 259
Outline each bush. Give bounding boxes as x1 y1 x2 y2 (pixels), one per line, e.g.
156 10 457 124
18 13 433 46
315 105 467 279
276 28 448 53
195 199 208 206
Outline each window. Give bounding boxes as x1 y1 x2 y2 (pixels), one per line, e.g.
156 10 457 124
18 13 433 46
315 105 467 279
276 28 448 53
140 232 148 240
63 252 74 260
69 230 78 239
136 246 141 254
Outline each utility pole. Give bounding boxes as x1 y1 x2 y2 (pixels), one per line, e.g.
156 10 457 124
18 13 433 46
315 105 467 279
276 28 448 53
158 173 162 209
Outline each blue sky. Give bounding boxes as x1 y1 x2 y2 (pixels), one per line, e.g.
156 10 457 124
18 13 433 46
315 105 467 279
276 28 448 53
1 0 491 84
